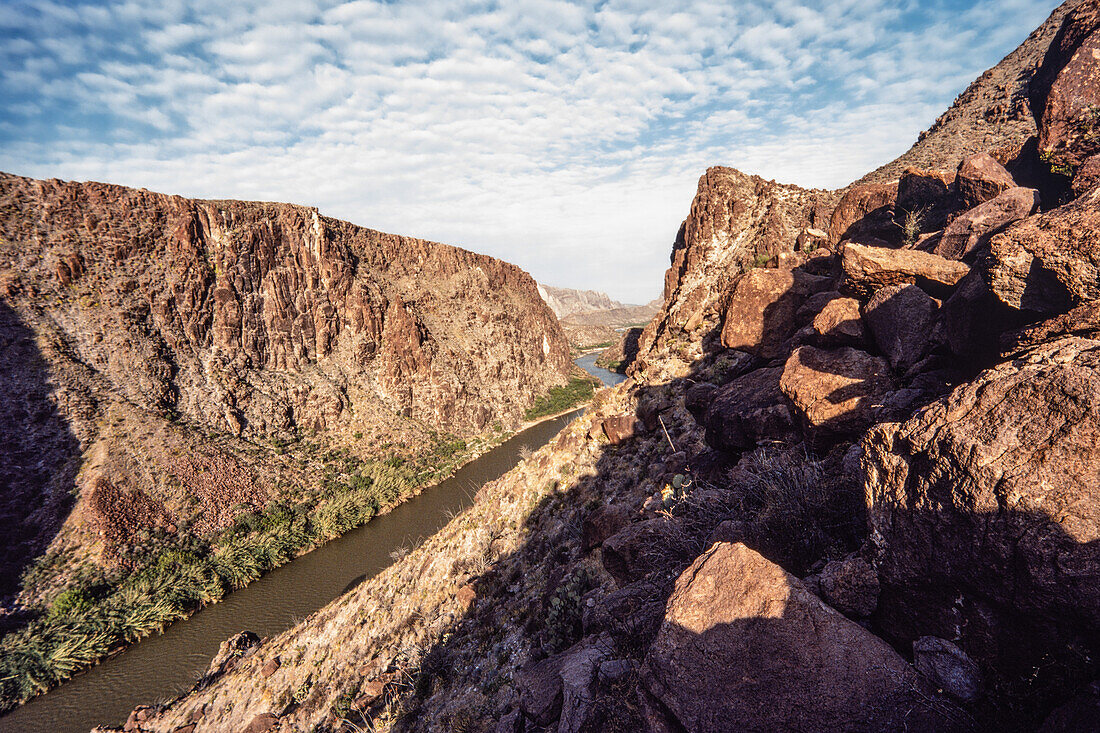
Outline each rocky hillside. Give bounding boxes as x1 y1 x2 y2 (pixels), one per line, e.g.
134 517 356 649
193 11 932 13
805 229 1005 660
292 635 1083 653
91 1 1100 732
0 173 574 707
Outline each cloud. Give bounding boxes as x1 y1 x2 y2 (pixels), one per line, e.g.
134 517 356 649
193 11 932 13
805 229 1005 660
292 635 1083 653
0 0 1063 302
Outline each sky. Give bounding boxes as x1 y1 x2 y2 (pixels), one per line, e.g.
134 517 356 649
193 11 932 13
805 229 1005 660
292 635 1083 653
0 0 1062 303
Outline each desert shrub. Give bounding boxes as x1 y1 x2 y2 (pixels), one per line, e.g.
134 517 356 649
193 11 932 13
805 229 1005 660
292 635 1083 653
524 377 595 421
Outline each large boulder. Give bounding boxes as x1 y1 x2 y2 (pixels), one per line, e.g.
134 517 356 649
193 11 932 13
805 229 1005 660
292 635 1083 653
828 181 898 245
897 167 959 232
985 190 1100 313
810 296 867 347
720 267 831 359
841 242 970 299
780 346 897 439
955 153 1017 209
642 542 961 733
864 337 1100 696
1002 300 1100 354
704 367 797 452
1030 0 1100 170
862 284 938 375
935 187 1040 261
1072 154 1100 197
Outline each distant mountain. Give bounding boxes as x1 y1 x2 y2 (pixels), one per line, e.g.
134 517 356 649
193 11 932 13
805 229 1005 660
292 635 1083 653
537 284 660 349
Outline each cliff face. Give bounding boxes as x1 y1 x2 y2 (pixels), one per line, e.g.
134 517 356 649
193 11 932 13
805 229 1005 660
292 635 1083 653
0 172 572 598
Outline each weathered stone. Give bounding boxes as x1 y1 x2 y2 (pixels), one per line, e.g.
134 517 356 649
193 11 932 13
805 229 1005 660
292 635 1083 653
864 337 1100 690
810 297 867 347
862 284 938 374
828 182 898 244
935 187 1040 261
241 713 279 733
1073 154 1100 197
353 672 396 710
259 658 280 679
986 190 1100 313
494 709 523 733
1003 300 1100 354
582 580 665 643
913 637 983 704
582 504 632 551
600 415 637 445
597 659 633 687
557 639 608 733
840 242 970 299
818 555 879 617
516 655 565 726
956 153 1017 208
643 542 959 733
1030 0 1100 169
200 632 261 687
601 518 687 584
719 267 831 359
683 382 717 424
1039 680 1100 732
795 289 842 322
704 367 797 452
780 346 897 438
897 167 959 231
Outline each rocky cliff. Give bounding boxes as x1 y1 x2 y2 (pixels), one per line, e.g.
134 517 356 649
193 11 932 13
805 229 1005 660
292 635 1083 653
0 172 574 706
87 2 1100 732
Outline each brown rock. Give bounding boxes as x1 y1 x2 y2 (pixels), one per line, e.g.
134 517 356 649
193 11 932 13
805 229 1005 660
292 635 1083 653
516 654 565 726
779 346 897 438
828 181 898 244
864 337 1100 692
241 713 279 733
986 190 1100 313
956 152 1017 208
1030 0 1100 170
557 639 608 733
704 367 797 452
353 672 396 709
582 580 665 642
260 657 280 678
913 637 982 704
818 555 879 618
454 585 477 613
1002 300 1100 354
601 518 689 584
935 187 1040 261
643 542 959 733
719 267 831 359
810 296 866 347
862 284 938 374
897 167 959 232
600 415 637 445
1072 154 1100 197
683 382 717 424
582 504 632 551
840 242 970 299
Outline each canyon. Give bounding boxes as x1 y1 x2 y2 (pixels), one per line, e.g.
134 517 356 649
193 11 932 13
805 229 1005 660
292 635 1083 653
3 1 1100 732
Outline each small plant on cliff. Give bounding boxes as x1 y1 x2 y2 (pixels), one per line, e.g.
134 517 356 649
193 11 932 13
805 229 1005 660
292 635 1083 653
899 206 928 248
544 567 597 651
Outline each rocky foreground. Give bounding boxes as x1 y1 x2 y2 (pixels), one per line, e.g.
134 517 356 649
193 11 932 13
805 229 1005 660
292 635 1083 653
102 1 1100 731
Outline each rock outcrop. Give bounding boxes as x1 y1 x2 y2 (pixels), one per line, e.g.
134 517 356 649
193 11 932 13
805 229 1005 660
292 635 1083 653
643 542 961 733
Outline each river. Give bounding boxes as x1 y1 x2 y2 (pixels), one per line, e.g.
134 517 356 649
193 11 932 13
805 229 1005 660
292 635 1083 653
574 350 627 387
0 358 617 733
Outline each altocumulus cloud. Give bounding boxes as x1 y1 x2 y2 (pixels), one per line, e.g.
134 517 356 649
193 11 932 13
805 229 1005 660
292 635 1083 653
0 0 1060 302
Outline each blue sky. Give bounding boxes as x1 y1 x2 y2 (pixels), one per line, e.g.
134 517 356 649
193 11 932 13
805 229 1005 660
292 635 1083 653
0 0 1061 303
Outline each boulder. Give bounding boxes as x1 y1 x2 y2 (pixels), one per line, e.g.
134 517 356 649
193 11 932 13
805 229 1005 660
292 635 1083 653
986 190 1100 313
600 415 637 445
940 269 1023 363
719 267 831 359
601 518 688 584
1072 155 1100 197
516 654 565 726
897 167 959 232
683 382 717 424
242 714 279 733
818 555 879 618
557 639 608 733
582 579 665 643
260 657 280 678
1030 0 1100 170
810 296 867 347
779 346 897 438
935 187 1040 261
703 367 797 452
828 182 898 245
795 289 842 322
582 504 632 551
840 242 970 299
956 153 1017 208
862 284 938 374
913 637 982 704
1039 680 1100 732
864 337 1100 690
643 542 960 733
1002 300 1100 354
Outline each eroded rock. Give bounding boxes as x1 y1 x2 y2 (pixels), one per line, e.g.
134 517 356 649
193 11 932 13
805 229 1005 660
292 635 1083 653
841 242 970 299
780 346 896 438
862 284 938 374
935 187 1039 261
956 153 1017 208
704 367 797 452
